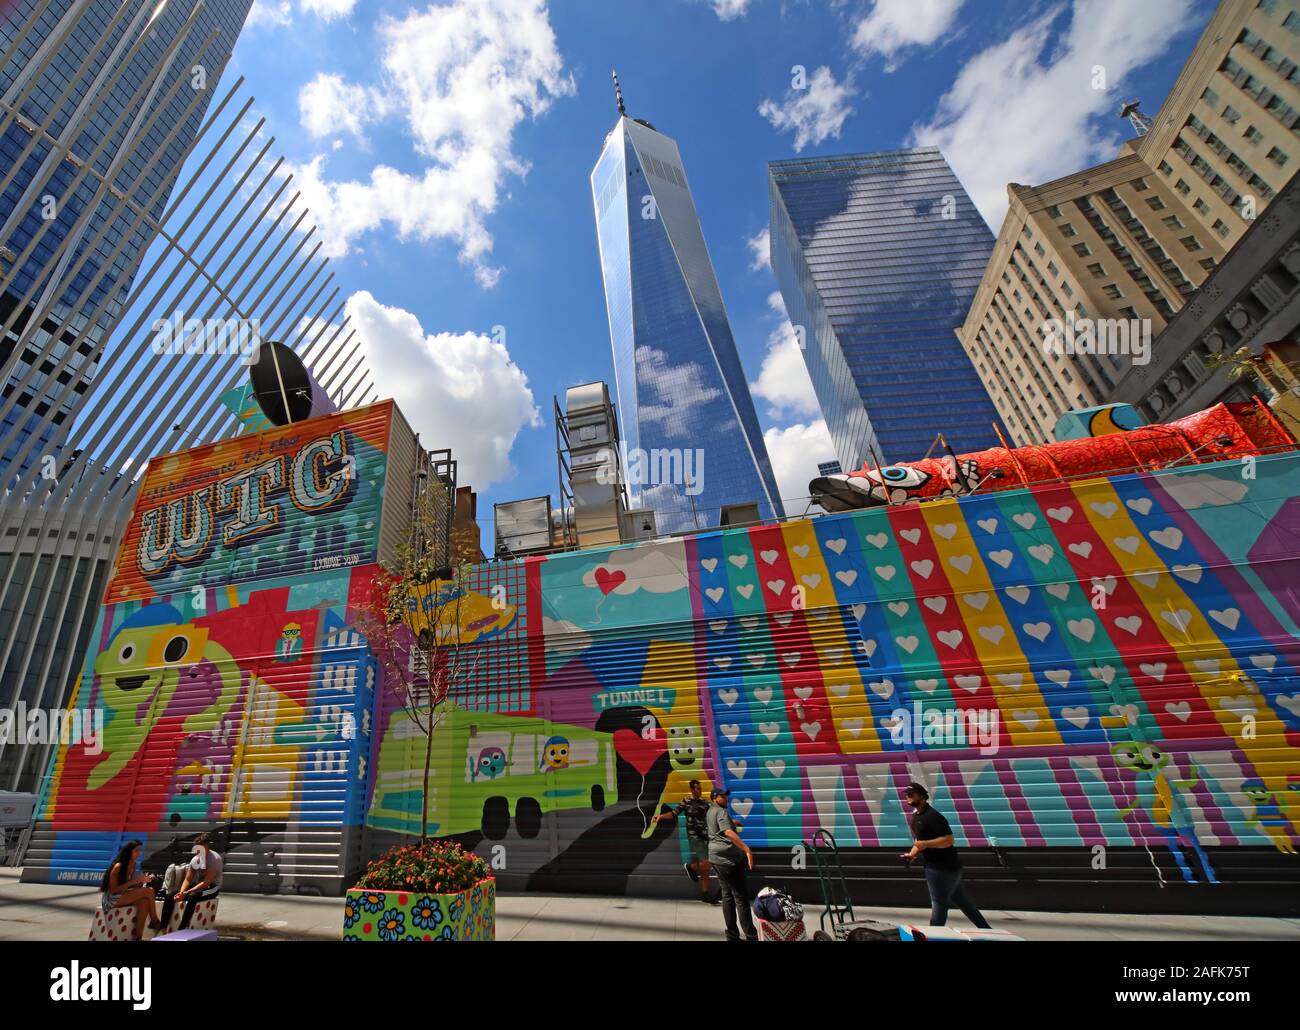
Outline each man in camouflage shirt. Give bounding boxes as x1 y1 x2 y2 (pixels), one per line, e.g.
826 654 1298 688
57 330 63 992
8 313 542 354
653 779 718 903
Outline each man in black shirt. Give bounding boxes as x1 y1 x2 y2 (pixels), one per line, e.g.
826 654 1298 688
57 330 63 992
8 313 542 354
652 779 719 903
900 782 991 929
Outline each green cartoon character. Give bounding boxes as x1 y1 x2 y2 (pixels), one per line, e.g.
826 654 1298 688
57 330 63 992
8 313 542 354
1242 778 1298 855
88 604 243 790
1112 741 1218 884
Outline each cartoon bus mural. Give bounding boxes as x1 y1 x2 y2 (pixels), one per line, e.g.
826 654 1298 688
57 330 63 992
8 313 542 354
366 707 616 839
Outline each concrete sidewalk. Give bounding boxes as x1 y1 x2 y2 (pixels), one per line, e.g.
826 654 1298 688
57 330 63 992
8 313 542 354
4 868 1299 941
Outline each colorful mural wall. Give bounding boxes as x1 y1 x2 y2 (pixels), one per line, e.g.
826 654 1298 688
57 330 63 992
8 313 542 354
25 400 1300 909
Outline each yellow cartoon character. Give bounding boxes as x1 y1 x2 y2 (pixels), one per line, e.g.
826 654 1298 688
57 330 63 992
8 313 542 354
1242 778 1298 854
89 604 242 790
643 720 711 840
540 735 571 772
275 622 303 662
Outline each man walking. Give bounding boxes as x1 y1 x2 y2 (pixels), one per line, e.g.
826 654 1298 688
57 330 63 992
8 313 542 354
652 779 718 903
707 787 757 941
900 782 991 929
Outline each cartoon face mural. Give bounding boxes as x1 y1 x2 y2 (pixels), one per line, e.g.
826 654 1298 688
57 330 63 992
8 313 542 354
540 736 571 772
88 603 242 790
474 747 507 781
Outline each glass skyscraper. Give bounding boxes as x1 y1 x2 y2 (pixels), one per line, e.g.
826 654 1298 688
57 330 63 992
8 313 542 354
592 109 784 533
1 0 253 471
768 147 1004 470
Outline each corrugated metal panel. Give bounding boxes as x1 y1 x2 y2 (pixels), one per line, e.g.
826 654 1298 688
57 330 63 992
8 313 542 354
103 402 396 606
358 453 1300 907
24 566 379 892
377 401 417 569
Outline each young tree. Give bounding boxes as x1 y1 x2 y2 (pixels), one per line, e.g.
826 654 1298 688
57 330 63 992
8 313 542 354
358 486 483 844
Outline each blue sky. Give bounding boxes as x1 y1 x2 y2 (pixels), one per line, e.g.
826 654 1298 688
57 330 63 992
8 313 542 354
218 0 1213 546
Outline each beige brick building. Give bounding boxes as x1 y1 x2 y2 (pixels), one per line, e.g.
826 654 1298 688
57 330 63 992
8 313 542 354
957 0 1299 444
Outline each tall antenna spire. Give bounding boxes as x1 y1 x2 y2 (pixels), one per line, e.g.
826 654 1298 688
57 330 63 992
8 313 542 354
1118 99 1153 137
612 69 626 117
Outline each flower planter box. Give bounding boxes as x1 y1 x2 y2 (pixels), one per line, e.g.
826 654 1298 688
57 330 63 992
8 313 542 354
343 878 495 941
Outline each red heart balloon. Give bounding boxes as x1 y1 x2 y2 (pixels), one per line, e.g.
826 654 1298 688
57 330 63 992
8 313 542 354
613 728 664 776
593 567 627 595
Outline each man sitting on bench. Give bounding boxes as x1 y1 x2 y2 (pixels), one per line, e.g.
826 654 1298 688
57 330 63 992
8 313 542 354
161 833 223 931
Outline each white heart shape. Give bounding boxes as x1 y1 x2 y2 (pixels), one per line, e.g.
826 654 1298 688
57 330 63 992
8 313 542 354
1068 542 1093 559
754 687 774 705
773 612 794 626
923 596 947 614
867 533 888 549
1091 666 1116 685
772 796 794 815
1115 615 1143 635
1047 507 1073 523
721 724 740 742
963 592 989 611
729 554 749 568
911 559 934 579
727 759 748 777
706 587 725 603
759 722 780 741
977 518 999 534
888 601 910 617
843 718 864 737
1172 564 1202 584
895 635 919 654
1091 576 1116 596
1134 571 1161 588
989 550 1014 569
948 554 973 574
934 523 958 539
701 558 719 573
1022 622 1051 642
1139 662 1167 681
760 549 779 565
747 653 767 668
767 579 786 596
800 721 822 741
1161 609 1192 632
1062 707 1090 728
1005 585 1031 604
915 678 939 693
794 684 813 699
1276 695 1300 719
869 679 895 699
1126 498 1153 516
954 675 981 692
835 570 859 586
1113 536 1141 554
732 798 754 818
709 619 728 633
860 639 878 658
901 529 921 545
801 573 822 589
1165 702 1192 722
1045 669 1071 687
714 656 733 670
826 538 847 555
851 603 867 620
1090 501 1117 518
741 616 760 630
1068 618 1096 642
997 672 1023 688
719 688 739 706
736 584 754 599
783 652 801 667
875 565 896 581
766 759 786 777
1046 583 1070 600
1194 658 1220 674
1014 710 1040 730
1029 544 1055 565
938 629 964 649
828 681 852 697
1250 654 1277 672
1013 512 1037 529
1150 527 1184 551
978 625 1005 644
1209 608 1240 631
793 545 811 559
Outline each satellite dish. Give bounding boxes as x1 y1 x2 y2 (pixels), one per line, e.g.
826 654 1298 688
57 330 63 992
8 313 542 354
248 340 338 426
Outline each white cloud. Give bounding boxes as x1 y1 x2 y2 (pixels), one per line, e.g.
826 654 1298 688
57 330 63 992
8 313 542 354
300 0 356 21
758 66 855 152
707 0 752 20
298 73 383 142
910 0 1198 231
746 226 770 271
750 291 821 420
342 290 540 488
581 541 690 595
763 421 836 510
851 0 966 68
284 0 574 286
246 0 292 28
634 345 726 438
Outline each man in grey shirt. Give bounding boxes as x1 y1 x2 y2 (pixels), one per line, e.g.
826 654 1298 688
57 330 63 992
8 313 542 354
706 788 757 941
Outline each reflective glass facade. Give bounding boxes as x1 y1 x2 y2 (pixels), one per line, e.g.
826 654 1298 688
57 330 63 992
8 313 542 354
0 0 252 470
769 148 1004 469
592 117 783 533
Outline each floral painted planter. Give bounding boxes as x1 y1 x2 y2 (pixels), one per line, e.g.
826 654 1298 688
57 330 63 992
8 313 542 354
343 878 495 941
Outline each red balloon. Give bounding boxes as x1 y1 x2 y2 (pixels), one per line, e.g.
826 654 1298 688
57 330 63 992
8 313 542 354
613 728 664 776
